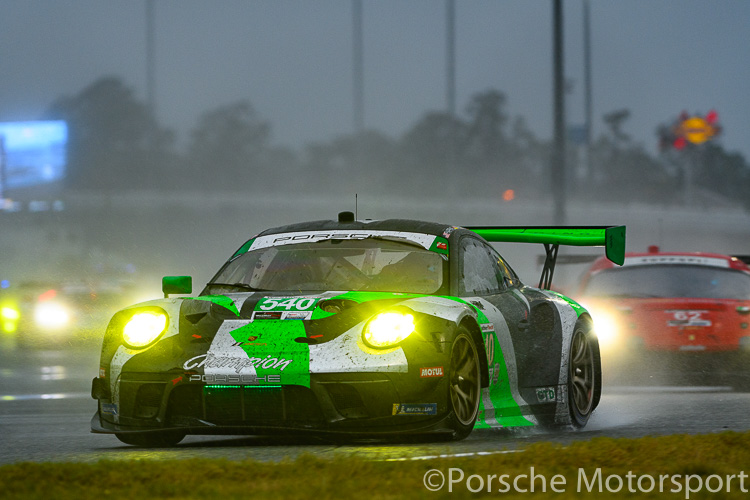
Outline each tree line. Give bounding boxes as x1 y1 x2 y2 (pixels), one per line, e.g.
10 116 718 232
45 76 750 209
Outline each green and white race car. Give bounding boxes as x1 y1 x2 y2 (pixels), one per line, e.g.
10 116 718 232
91 213 625 446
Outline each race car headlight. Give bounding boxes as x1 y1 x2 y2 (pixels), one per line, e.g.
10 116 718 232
1 306 19 321
1 306 20 333
362 311 416 349
34 302 71 329
122 310 168 349
592 311 618 348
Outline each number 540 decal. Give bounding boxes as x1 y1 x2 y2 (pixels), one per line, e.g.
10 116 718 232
258 297 319 311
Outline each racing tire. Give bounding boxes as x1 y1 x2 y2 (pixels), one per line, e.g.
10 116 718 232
447 329 481 440
115 430 186 447
567 318 601 428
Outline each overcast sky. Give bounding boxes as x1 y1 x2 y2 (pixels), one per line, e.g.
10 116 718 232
1 1 748 158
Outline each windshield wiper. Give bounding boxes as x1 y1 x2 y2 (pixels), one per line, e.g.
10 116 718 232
205 282 269 292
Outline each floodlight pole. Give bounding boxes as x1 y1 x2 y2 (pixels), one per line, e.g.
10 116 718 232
552 0 567 225
583 0 592 178
0 136 6 202
352 0 364 134
446 0 456 117
446 0 457 170
146 0 156 116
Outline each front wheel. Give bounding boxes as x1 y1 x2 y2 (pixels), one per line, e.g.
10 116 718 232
447 329 481 440
567 318 601 428
115 430 186 447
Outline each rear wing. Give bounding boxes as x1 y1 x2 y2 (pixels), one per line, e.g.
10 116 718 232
466 226 626 289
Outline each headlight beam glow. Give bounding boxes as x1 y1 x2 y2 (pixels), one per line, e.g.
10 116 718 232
122 311 168 349
362 312 415 349
34 302 71 329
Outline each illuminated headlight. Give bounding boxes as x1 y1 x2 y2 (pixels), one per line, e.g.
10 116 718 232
34 302 71 329
122 310 168 349
362 312 415 348
1 306 19 321
1 306 20 333
592 311 619 349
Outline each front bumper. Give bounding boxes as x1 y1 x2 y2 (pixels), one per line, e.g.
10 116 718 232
91 371 455 437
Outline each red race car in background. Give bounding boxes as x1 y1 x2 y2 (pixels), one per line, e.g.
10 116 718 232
578 246 750 389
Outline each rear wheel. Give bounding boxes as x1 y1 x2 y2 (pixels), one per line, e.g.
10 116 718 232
447 329 481 440
115 430 186 447
567 318 601 428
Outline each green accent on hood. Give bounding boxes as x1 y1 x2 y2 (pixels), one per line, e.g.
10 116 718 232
468 226 626 266
332 291 427 303
232 238 255 258
428 236 449 255
229 321 311 387
307 291 430 320
186 295 240 316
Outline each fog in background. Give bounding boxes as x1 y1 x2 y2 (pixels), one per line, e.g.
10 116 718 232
2 1 749 156
1 1 749 297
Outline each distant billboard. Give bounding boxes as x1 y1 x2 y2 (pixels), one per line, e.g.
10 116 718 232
0 120 68 191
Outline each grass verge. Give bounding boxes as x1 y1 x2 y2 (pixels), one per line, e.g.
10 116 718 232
1 431 749 499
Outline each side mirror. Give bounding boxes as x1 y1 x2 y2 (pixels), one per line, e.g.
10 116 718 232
162 276 192 298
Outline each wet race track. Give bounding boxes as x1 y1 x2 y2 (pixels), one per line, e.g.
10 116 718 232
1 345 749 466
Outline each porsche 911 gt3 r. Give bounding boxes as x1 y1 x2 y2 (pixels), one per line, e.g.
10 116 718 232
91 213 625 446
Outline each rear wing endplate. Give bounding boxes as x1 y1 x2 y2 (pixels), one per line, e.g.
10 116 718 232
466 226 626 290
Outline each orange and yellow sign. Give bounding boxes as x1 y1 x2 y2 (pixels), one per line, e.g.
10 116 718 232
672 110 721 148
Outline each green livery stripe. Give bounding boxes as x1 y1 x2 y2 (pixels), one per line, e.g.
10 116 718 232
428 236 449 255
445 297 534 428
232 238 255 258
546 290 587 318
229 321 311 387
187 295 240 316
467 226 626 265
311 291 429 319
332 291 426 303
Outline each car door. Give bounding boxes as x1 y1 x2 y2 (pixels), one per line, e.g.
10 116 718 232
457 236 533 424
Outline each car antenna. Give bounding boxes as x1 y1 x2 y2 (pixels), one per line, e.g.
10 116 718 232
355 193 358 220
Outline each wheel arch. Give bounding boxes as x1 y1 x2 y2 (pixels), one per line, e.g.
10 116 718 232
458 317 490 388
576 312 602 410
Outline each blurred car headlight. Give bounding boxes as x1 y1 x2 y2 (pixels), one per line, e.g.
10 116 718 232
34 302 71 329
591 311 619 349
1 306 20 333
362 311 415 349
122 310 168 349
1 306 19 320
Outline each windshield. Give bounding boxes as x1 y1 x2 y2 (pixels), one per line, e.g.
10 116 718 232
582 264 750 299
207 238 447 294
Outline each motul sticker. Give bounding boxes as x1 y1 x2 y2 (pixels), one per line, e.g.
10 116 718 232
420 366 444 378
